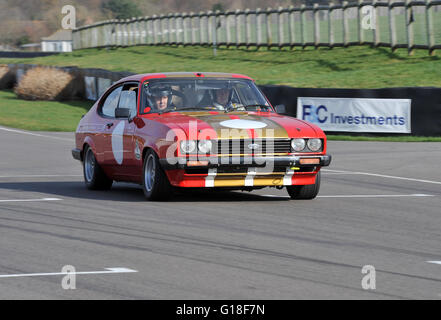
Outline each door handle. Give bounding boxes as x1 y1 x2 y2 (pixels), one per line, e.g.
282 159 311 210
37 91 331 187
106 122 114 129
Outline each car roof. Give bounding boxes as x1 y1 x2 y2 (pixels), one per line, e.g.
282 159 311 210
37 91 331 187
115 72 254 84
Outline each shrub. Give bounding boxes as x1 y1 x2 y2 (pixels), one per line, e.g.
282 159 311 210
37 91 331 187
0 65 12 89
14 67 74 101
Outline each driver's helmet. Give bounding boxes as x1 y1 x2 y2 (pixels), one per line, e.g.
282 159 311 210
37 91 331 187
151 86 172 98
146 85 172 110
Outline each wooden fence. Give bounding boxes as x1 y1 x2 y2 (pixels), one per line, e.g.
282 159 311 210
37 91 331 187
72 0 441 55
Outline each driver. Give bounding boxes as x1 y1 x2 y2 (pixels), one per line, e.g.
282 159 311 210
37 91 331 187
213 88 231 109
150 86 172 111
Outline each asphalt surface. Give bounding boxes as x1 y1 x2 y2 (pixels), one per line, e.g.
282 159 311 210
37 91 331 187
0 125 440 299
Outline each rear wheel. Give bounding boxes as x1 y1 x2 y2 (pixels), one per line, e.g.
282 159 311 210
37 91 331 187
142 150 173 201
286 171 321 200
83 145 113 190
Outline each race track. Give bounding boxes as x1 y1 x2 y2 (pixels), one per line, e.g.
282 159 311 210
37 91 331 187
0 125 440 299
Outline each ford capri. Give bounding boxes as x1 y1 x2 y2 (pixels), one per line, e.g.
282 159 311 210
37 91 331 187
72 72 331 200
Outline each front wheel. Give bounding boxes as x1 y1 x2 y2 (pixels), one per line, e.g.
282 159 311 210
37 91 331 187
83 145 113 190
286 171 321 200
142 150 173 201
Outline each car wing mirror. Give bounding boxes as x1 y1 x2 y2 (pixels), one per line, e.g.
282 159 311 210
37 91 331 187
115 107 131 119
274 104 286 114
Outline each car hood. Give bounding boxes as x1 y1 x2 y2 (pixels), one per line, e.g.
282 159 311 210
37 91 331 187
143 111 322 140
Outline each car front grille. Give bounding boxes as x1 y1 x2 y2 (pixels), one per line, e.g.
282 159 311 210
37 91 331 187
215 139 291 155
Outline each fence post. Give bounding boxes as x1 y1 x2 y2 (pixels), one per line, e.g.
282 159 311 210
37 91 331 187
245 9 251 49
199 12 206 46
235 9 241 48
277 7 283 48
288 5 295 49
358 0 363 44
212 11 217 55
129 18 135 46
125 19 130 46
166 13 173 45
148 17 154 45
313 3 320 48
372 0 380 47
388 0 397 52
182 13 188 46
168 14 174 45
425 0 435 55
266 8 272 48
151 15 156 45
343 1 349 47
300 4 306 48
189 12 195 45
329 3 334 48
405 0 415 55
175 14 181 45
256 8 262 48
134 18 140 45
226 11 231 47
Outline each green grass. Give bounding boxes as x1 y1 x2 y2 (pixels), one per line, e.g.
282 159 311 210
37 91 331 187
1 45 440 88
0 90 92 131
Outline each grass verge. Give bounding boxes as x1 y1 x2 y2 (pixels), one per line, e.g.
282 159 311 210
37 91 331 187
0 90 92 131
1 45 440 88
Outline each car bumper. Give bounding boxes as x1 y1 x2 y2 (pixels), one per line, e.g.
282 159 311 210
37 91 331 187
72 148 82 161
160 154 332 170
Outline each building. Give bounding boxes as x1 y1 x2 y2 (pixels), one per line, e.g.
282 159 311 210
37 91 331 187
41 30 72 52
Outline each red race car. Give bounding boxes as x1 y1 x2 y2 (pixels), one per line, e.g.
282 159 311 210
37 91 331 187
72 72 331 200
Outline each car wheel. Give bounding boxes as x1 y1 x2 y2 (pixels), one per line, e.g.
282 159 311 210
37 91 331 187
286 171 321 200
83 145 113 190
142 149 173 201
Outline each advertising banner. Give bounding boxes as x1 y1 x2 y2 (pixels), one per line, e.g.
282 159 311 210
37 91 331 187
297 97 411 133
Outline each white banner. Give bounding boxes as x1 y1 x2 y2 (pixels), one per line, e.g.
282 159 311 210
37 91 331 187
297 97 411 133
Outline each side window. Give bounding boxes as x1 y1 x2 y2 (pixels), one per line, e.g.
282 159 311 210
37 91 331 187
101 86 122 117
118 84 138 117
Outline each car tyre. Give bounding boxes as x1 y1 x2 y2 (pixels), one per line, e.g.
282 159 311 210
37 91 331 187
142 149 173 201
83 145 113 190
286 171 321 200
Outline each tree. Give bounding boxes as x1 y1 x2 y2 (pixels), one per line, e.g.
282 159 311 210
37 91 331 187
102 0 140 20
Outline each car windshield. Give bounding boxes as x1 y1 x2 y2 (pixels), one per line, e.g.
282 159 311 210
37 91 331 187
140 78 272 114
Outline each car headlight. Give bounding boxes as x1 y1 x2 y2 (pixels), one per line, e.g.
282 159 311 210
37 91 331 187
198 140 213 154
307 138 322 152
180 140 197 154
291 138 306 152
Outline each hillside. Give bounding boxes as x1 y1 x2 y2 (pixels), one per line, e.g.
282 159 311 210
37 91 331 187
1 45 440 88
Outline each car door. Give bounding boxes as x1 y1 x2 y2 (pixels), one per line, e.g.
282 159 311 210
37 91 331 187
104 82 139 180
95 84 123 172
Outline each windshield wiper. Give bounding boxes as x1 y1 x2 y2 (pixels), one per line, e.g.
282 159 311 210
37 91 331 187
159 106 212 115
243 104 273 111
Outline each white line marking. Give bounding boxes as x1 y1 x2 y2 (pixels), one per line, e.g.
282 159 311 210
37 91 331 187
0 268 138 279
427 261 441 265
0 126 73 142
318 194 434 198
322 169 441 185
262 194 434 199
0 198 62 203
0 175 82 178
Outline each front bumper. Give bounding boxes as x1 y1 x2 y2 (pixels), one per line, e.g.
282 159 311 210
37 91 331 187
72 148 82 161
160 154 332 170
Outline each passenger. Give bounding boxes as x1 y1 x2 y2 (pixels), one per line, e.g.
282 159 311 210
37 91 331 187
213 88 232 109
